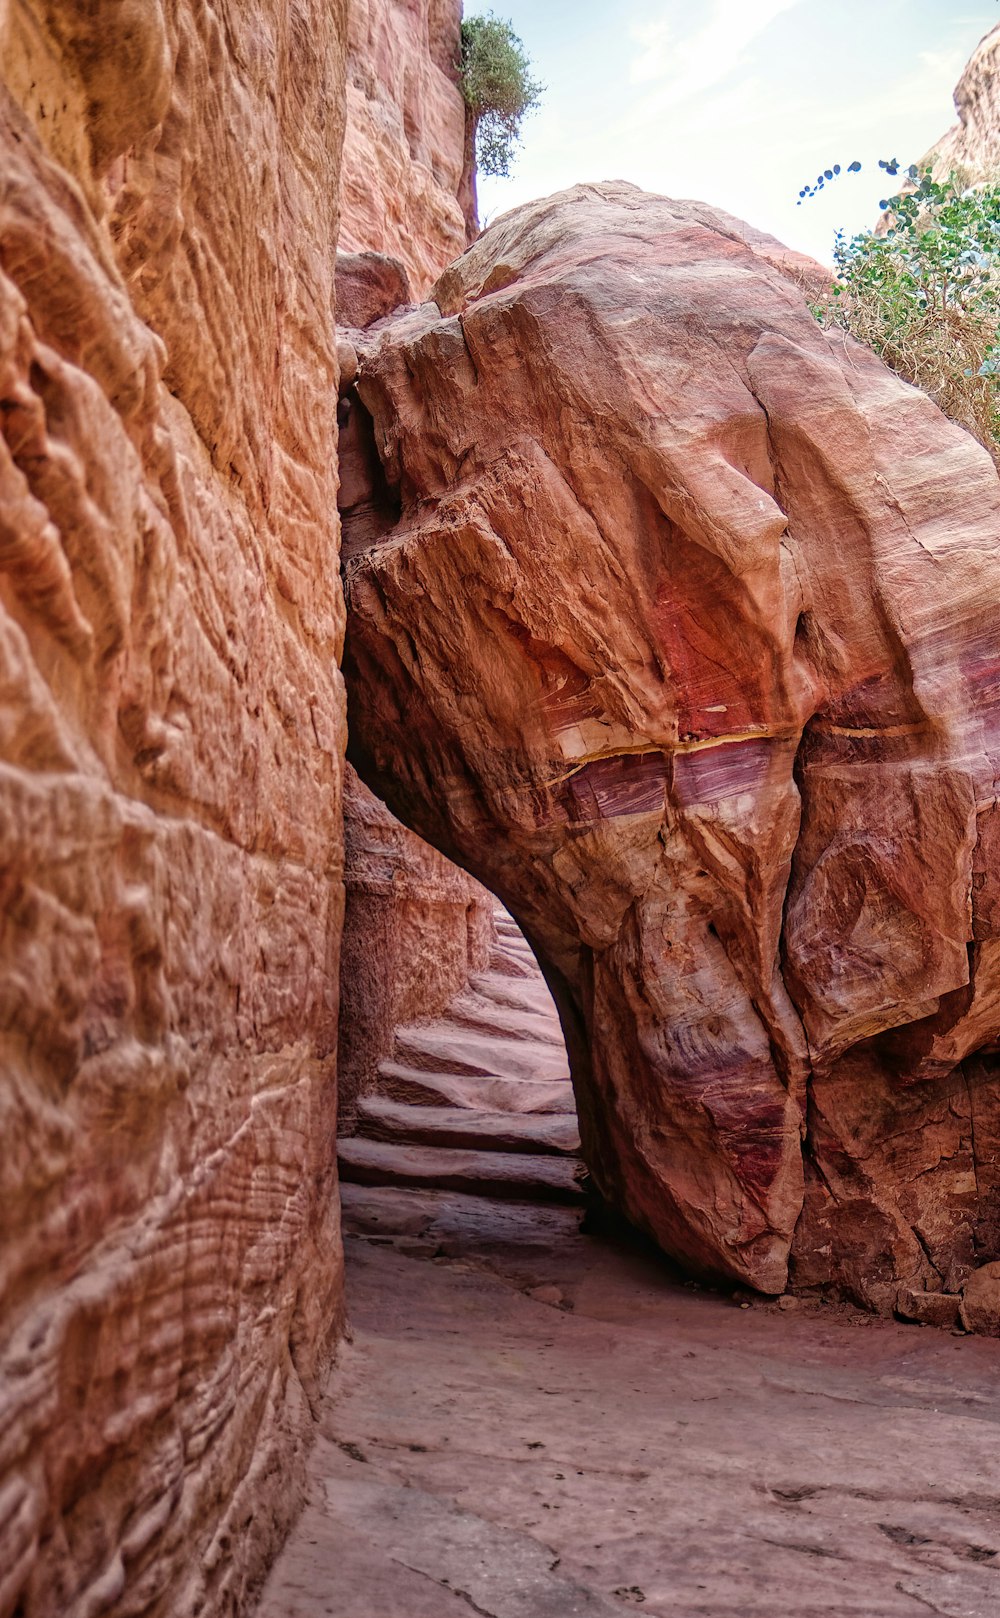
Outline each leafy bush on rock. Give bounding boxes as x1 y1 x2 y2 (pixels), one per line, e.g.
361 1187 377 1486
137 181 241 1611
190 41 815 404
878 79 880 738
813 168 1000 461
459 13 542 179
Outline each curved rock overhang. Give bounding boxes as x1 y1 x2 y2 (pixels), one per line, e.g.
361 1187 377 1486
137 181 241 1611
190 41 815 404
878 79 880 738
342 181 1000 1306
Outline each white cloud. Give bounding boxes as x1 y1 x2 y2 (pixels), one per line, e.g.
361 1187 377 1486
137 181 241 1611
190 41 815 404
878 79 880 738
628 0 804 102
478 0 996 268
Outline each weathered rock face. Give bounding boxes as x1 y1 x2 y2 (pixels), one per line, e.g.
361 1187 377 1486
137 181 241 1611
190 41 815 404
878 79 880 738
334 244 497 1128
337 249 414 335
0 4 347 1615
338 766 495 1128
926 24 1000 183
344 181 1000 1305
340 0 467 297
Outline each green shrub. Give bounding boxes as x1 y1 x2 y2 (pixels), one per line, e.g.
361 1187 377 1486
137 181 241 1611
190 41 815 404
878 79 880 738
459 13 542 179
813 168 1000 461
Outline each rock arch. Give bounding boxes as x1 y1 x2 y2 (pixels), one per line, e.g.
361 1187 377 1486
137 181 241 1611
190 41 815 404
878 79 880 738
343 182 1000 1305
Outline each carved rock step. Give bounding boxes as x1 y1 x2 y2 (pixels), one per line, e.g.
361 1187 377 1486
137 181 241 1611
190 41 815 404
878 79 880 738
492 931 535 957
488 945 538 980
444 991 564 1046
392 1025 570 1083
337 1137 585 1203
492 947 536 970
467 971 559 1018
377 1060 573 1115
356 1095 581 1156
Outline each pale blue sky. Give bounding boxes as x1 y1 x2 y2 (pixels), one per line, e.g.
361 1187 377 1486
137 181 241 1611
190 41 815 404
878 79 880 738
476 1 999 264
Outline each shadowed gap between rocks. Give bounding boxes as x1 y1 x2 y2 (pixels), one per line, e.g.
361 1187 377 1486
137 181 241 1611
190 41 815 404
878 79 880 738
335 768 591 1215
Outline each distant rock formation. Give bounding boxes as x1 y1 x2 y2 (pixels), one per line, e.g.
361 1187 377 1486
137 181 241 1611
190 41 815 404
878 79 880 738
345 180 1000 1307
925 24 1000 181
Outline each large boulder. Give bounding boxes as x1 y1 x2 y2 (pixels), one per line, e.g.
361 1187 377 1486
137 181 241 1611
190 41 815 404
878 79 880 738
344 181 1000 1302
960 1261 1000 1335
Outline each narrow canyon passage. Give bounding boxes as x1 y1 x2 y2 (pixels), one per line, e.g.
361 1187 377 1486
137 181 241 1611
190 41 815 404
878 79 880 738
259 1185 1000 1618
338 902 584 1206
12 5 1000 1613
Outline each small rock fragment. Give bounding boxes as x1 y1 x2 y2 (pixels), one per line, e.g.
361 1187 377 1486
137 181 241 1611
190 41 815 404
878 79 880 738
337 336 358 392
895 1287 961 1330
960 1262 1000 1336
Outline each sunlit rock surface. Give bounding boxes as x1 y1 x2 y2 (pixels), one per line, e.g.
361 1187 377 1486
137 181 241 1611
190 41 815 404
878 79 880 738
925 23 1000 182
345 180 1000 1304
0 3 348 1614
340 0 467 297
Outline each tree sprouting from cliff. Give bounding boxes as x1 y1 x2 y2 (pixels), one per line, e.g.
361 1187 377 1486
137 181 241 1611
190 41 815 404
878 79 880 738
458 13 542 238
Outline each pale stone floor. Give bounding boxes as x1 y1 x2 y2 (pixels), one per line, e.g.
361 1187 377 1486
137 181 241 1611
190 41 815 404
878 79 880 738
258 1185 1000 1618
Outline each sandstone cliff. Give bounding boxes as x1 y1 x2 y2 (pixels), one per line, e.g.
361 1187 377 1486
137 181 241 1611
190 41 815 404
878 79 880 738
339 0 467 297
334 170 495 1139
925 24 1000 182
0 5 348 1615
344 181 1000 1309
10 11 1000 1617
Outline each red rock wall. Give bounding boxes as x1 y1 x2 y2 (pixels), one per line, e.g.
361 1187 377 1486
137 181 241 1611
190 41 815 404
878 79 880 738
335 5 497 1103
340 0 467 296
0 4 348 1615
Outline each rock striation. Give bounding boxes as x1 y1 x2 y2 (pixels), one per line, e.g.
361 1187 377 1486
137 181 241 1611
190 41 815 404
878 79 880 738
925 24 1000 183
0 4 348 1615
344 180 1000 1306
339 0 467 298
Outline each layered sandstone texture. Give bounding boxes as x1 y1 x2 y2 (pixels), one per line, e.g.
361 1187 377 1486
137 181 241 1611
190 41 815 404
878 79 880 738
340 0 467 297
262 1187 1000 1618
345 180 1000 1309
335 233 497 1123
338 767 495 1127
0 4 348 1616
339 903 583 1201
926 24 1000 182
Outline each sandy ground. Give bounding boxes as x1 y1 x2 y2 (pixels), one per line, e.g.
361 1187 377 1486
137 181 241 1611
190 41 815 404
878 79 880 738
258 1184 1000 1618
